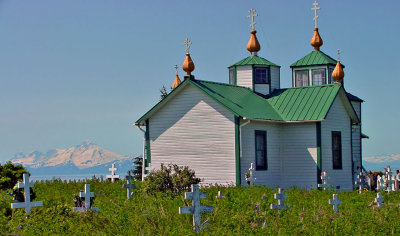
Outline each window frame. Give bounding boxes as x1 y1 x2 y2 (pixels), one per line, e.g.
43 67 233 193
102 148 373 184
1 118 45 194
254 130 267 171
254 67 270 84
331 131 342 169
311 68 326 86
295 69 309 87
229 68 236 85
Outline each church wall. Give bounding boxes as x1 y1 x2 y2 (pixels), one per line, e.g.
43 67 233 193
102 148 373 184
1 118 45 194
321 95 353 190
240 121 281 187
149 85 236 185
236 65 253 89
280 123 318 189
270 66 280 92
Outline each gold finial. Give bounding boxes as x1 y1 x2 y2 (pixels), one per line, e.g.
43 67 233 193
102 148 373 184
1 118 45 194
246 8 261 55
172 65 181 89
182 38 195 75
332 49 344 83
310 1 323 50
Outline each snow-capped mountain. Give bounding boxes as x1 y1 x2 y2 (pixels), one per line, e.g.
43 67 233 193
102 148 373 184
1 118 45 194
11 141 134 175
363 153 400 172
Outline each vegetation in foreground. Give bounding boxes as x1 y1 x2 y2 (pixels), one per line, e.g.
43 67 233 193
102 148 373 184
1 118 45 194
1 178 400 235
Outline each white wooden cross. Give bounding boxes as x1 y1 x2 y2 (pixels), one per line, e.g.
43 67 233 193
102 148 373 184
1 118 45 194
246 163 256 186
174 64 178 74
11 173 43 214
247 8 258 30
318 171 330 190
123 171 136 199
337 49 341 61
270 188 290 210
375 192 384 208
179 184 213 232
183 38 191 54
376 175 384 191
215 191 225 199
73 184 100 212
355 172 367 194
311 0 320 28
328 194 342 213
106 163 120 183
385 166 395 192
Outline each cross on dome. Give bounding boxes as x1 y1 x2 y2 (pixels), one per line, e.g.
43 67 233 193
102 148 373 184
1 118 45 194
174 64 178 74
183 38 192 54
311 0 320 28
337 49 341 61
247 8 258 30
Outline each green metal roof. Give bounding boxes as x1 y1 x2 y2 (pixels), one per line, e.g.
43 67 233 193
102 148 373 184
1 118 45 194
361 133 369 139
136 79 359 125
230 56 279 67
268 84 341 121
290 50 343 68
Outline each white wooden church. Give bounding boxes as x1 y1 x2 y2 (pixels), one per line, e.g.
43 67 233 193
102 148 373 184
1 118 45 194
135 5 367 190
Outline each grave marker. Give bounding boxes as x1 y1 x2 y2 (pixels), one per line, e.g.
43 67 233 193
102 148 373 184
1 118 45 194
73 184 100 212
123 171 136 199
328 194 342 213
106 163 120 183
215 191 225 199
179 184 213 232
375 192 384 208
270 188 290 210
318 171 330 190
377 175 384 191
246 163 256 186
355 172 368 194
11 174 43 214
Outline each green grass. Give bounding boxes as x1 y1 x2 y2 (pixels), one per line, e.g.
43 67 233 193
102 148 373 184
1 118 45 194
1 179 400 235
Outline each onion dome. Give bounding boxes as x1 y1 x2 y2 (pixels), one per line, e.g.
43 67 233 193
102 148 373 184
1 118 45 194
171 73 181 89
246 30 261 54
182 53 195 75
332 60 344 83
310 28 323 51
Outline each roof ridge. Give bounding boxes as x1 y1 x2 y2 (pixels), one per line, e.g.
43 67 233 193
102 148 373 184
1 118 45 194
194 79 251 89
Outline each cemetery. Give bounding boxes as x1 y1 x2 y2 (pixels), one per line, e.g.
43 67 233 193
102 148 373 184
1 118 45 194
1 164 400 235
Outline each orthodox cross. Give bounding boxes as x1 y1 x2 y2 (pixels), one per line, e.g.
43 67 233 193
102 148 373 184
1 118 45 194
270 188 290 210
179 184 213 232
74 184 100 212
328 194 342 213
337 49 341 61
123 171 136 199
247 8 258 30
106 163 120 183
11 173 43 214
246 163 256 186
174 64 178 74
183 38 191 54
355 172 367 194
311 0 320 28
375 192 384 208
318 171 330 190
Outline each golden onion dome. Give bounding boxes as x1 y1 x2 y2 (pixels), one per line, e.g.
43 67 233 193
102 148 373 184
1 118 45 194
332 60 344 83
182 53 195 75
310 28 323 51
246 30 261 53
171 73 181 89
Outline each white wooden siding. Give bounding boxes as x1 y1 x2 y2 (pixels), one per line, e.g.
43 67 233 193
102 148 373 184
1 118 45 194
321 95 353 190
351 101 362 179
149 85 236 185
254 84 270 95
270 66 280 92
280 123 317 189
236 65 253 89
240 121 281 187
351 101 361 121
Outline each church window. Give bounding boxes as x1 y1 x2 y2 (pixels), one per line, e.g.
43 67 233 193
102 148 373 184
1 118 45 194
254 68 269 84
229 69 235 85
312 69 326 85
295 70 309 87
255 130 267 170
328 68 334 83
332 131 342 169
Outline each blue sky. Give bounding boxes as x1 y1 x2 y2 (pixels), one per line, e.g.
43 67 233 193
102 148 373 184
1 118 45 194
0 0 399 163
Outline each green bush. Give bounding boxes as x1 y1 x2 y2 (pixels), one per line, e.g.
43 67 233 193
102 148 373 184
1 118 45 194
142 163 201 195
0 161 29 190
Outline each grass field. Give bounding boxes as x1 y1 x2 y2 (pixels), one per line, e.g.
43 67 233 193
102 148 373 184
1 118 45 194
1 179 400 235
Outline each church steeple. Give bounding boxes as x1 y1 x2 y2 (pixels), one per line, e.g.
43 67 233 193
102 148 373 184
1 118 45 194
332 49 344 84
310 0 323 51
171 65 181 89
246 8 261 55
182 38 195 77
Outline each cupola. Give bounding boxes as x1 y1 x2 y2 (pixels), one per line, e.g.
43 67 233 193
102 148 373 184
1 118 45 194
228 8 281 96
182 38 195 79
171 65 182 89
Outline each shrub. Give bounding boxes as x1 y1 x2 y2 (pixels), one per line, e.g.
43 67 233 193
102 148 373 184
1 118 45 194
143 163 201 195
0 161 29 190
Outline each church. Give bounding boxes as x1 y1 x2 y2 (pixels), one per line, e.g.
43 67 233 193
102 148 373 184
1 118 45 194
135 5 367 190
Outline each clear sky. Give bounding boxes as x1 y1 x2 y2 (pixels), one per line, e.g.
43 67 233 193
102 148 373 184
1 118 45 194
0 0 399 161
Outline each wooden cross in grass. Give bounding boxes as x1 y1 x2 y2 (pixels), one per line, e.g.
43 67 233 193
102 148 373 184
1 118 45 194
11 173 43 214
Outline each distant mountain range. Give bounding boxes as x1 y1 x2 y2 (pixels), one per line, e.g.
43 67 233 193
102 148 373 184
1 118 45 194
10 141 135 176
363 154 400 172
